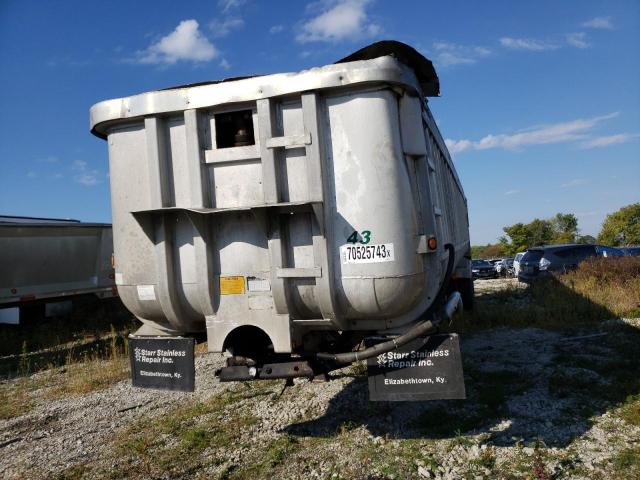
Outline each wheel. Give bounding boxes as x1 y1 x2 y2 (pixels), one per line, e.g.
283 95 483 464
454 277 474 311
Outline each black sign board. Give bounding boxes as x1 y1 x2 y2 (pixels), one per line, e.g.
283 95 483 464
367 334 465 401
129 336 195 392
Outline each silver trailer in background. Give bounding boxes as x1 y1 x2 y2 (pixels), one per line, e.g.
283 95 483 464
90 41 471 377
0 216 116 324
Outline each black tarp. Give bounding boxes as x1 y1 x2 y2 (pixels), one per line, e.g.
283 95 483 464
336 40 439 97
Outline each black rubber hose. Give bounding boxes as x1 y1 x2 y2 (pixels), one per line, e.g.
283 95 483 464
316 243 457 365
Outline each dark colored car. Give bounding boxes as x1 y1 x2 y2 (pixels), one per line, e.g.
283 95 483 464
595 245 625 257
621 246 640 257
471 259 497 279
518 244 599 283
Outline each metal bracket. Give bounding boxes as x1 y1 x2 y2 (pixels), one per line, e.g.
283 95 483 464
266 132 312 149
217 360 315 382
276 267 322 278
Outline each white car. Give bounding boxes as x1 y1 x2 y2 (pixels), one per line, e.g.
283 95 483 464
495 258 514 276
513 252 525 277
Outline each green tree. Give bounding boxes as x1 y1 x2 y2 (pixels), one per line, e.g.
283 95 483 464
470 243 507 259
551 213 578 244
576 234 596 244
499 223 528 255
470 245 486 259
482 243 508 258
500 213 579 254
500 218 554 255
597 203 640 246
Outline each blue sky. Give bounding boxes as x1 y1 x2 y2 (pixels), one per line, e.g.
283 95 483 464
0 0 638 244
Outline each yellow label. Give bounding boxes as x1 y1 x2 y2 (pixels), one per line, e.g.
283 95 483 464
220 276 245 295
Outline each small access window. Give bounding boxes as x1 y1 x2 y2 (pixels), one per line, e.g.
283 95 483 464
214 110 255 148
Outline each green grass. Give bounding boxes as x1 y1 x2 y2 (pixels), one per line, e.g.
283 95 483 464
228 434 300 480
620 394 640 427
355 438 440 480
455 280 613 332
0 328 131 420
469 446 497 471
611 446 640 479
95 389 260 479
0 377 36 420
0 298 136 359
453 257 640 334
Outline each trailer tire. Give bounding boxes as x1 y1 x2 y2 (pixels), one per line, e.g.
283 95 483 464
455 277 474 311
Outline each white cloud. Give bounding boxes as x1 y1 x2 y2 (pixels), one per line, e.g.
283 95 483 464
445 139 473 154
430 42 491 68
504 189 520 196
445 112 619 154
270 25 284 34
209 17 244 38
74 172 101 186
218 0 246 13
500 37 558 51
566 32 590 48
561 179 588 188
137 20 218 65
580 133 640 149
296 0 380 43
26 170 37 179
71 159 101 186
582 16 613 29
72 159 87 171
219 58 231 70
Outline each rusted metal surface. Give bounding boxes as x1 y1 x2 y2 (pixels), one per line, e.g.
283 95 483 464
218 360 315 382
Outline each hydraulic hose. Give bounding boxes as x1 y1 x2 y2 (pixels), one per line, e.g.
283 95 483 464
315 243 459 365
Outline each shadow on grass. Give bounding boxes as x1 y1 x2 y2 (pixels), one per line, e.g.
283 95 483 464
0 296 139 378
284 276 640 448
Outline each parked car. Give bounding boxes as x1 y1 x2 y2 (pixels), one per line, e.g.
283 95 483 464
495 258 514 276
486 259 501 274
620 246 640 257
513 252 526 277
472 259 498 279
518 244 599 283
595 245 625 257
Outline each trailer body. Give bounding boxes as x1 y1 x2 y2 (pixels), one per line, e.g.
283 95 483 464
0 216 116 323
89 42 471 359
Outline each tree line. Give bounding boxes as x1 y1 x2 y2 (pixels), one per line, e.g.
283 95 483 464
471 203 640 258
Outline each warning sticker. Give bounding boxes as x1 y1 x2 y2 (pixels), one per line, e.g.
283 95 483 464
137 285 156 301
247 276 270 292
220 276 245 295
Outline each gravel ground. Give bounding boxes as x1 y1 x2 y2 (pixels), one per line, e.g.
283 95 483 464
472 276 525 295
1 278 639 479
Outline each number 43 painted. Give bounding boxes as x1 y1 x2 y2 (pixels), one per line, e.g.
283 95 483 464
347 230 371 244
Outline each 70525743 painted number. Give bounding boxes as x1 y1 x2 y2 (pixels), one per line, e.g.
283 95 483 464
340 243 395 264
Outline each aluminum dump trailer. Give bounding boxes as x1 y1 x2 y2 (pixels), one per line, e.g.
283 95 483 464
89 41 471 369
0 216 116 324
